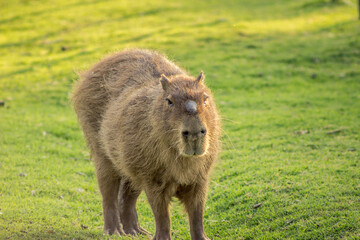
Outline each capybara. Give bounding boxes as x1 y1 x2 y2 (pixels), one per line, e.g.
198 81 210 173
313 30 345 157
72 49 221 240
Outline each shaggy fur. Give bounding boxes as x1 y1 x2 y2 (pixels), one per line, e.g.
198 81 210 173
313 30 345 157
72 49 221 240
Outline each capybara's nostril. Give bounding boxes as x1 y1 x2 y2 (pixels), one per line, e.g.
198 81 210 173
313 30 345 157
182 131 189 137
200 129 207 136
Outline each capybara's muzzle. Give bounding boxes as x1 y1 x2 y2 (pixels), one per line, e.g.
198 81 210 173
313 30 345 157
181 128 207 156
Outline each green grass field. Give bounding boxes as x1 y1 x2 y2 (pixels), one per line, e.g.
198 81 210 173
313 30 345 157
1 0 360 239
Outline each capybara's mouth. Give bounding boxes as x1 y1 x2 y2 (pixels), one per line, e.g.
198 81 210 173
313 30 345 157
181 152 205 157
181 146 207 157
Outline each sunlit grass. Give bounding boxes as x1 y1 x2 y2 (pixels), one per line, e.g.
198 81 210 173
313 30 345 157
1 0 360 239
235 8 356 35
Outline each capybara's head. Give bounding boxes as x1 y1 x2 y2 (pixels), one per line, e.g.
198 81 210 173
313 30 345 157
157 72 217 157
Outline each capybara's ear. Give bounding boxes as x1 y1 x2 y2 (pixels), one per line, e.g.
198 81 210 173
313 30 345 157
160 74 171 90
196 71 205 83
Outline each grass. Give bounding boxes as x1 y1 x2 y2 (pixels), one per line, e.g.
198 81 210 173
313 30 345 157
1 0 360 239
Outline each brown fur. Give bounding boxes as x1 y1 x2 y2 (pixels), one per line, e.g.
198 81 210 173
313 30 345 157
72 49 221 240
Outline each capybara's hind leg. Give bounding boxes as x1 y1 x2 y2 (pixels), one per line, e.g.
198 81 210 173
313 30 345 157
94 154 124 236
119 179 149 236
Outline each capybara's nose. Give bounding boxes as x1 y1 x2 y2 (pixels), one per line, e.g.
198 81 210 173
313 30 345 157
182 130 190 137
182 128 207 140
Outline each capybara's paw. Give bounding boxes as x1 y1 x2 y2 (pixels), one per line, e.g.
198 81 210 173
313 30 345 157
124 225 150 236
138 226 151 236
193 234 210 240
152 233 171 240
103 226 125 236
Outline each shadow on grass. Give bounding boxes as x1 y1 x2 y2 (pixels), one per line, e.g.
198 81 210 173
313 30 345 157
0 49 94 80
0 0 110 25
0 67 34 79
0 6 174 49
3 230 103 240
300 0 347 11
3 228 152 240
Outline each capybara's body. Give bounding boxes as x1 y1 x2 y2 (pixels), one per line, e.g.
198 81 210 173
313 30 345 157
72 49 220 240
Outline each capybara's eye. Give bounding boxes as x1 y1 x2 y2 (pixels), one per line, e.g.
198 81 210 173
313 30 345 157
204 94 209 106
166 98 173 107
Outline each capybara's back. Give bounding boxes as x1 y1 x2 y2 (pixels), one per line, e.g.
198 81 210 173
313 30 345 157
72 49 220 239
72 49 184 153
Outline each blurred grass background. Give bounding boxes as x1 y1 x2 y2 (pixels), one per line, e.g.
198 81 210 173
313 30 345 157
0 0 359 239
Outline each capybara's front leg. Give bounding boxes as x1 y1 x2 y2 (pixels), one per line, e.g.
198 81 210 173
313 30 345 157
95 156 124 235
186 201 209 240
119 179 149 236
177 183 210 240
145 188 171 240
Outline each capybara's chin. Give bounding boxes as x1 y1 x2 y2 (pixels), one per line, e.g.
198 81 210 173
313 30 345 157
181 151 206 158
